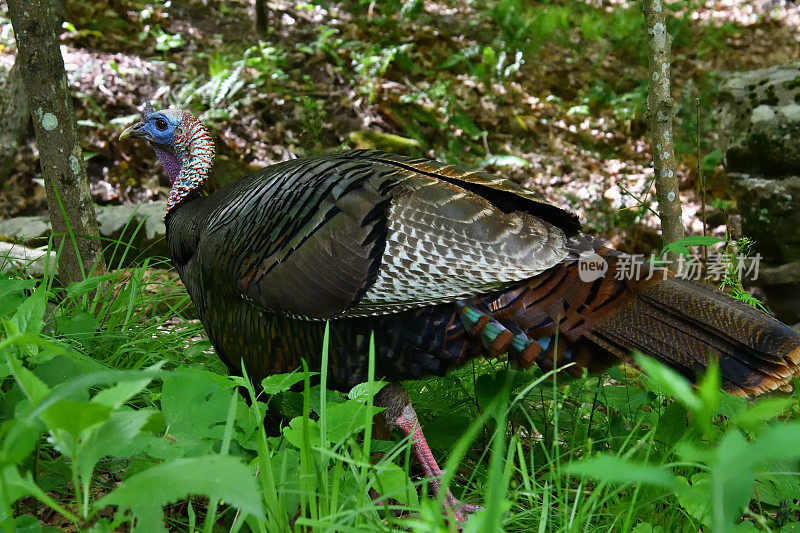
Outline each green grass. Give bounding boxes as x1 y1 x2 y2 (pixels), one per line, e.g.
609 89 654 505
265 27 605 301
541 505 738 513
2 241 800 532
1 0 796 529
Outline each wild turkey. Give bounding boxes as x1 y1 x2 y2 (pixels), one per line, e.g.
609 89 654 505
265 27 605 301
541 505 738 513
120 104 800 520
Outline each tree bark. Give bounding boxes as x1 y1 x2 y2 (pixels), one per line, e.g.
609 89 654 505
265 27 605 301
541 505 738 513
643 0 684 253
0 59 30 186
7 0 106 281
255 0 269 36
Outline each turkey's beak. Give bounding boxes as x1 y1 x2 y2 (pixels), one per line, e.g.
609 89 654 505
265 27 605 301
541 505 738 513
119 121 146 141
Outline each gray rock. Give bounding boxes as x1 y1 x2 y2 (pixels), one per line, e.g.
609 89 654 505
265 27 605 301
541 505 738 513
749 264 800 328
718 60 800 175
729 173 800 264
756 260 800 285
94 201 169 264
0 241 56 276
0 215 51 243
0 200 168 266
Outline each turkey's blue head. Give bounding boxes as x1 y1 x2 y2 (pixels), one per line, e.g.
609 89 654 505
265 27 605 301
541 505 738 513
120 103 215 212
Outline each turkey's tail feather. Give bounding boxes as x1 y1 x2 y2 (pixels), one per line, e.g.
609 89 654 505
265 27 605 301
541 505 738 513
464 248 800 396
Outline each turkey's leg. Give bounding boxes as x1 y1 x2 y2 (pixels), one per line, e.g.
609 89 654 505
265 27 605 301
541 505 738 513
375 382 482 522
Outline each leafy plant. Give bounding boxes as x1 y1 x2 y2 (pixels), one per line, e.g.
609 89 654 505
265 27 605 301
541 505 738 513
440 44 525 83
296 96 327 148
569 354 800 532
351 43 410 102
718 236 769 312
296 25 347 65
174 42 288 120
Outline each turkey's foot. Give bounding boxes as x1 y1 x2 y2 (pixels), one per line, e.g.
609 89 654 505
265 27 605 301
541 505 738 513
395 404 482 522
376 382 482 523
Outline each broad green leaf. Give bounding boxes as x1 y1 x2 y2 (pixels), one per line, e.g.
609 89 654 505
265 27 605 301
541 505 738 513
752 462 800 506
347 380 388 403
11 286 47 338
475 372 509 410
0 418 42 467
76 409 160 489
661 236 726 257
733 397 793 433
10 287 47 357
282 416 320 448
373 461 419 506
712 430 753 528
261 371 311 395
325 400 381 443
5 354 49 405
32 353 105 391
92 363 162 409
0 465 77 523
696 358 721 435
98 455 263 531
654 401 687 449
269 447 301 516
55 310 97 351
40 400 112 444
635 354 702 412
160 369 231 447
715 392 747 420
0 278 37 319
26 369 161 423
748 422 800 464
675 474 711 527
565 455 678 490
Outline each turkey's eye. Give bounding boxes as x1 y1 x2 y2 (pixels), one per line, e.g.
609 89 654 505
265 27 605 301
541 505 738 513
155 118 169 131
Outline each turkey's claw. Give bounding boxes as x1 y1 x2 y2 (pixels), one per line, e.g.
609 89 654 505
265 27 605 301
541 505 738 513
442 489 483 522
376 383 482 523
395 404 481 523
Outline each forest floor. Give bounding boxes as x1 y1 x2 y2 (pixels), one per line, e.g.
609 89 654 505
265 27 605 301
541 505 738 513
2 2 800 531
0 0 799 254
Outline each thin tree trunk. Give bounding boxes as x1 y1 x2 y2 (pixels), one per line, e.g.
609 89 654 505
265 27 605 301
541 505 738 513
256 0 269 36
7 0 106 280
643 0 684 254
0 59 30 186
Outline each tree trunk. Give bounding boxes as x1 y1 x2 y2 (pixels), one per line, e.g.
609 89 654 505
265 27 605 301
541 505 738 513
7 0 106 281
0 59 30 186
642 0 684 254
255 0 269 36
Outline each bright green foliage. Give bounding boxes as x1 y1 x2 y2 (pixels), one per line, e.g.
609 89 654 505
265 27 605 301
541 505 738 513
570 354 800 532
660 235 727 259
3 241 800 531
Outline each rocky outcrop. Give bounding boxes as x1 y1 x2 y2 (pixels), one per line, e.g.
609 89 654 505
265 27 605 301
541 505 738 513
720 61 800 264
719 62 800 326
0 242 56 276
719 60 800 176
729 174 800 264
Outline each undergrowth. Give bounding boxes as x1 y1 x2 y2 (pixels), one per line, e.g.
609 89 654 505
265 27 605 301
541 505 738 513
1 1 797 530
0 236 799 532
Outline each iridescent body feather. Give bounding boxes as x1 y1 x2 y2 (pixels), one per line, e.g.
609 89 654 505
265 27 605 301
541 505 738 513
121 105 800 519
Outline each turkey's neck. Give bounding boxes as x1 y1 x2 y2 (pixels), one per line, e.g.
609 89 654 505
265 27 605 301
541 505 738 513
165 113 215 212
